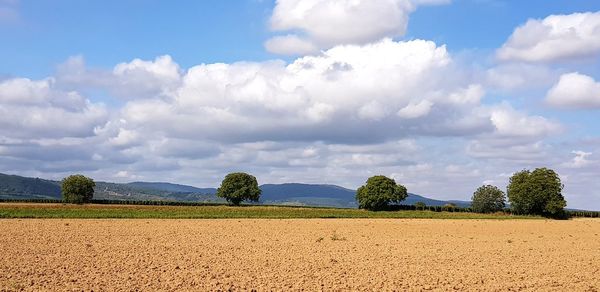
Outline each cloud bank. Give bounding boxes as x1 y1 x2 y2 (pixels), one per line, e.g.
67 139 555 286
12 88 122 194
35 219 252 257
0 40 567 203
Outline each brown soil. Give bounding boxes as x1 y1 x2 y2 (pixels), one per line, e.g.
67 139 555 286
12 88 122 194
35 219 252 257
1 219 599 291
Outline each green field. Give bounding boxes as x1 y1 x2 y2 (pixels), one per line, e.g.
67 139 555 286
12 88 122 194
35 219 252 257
0 203 542 219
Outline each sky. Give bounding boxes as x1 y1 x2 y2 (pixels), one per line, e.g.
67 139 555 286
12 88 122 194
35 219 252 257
1 0 600 210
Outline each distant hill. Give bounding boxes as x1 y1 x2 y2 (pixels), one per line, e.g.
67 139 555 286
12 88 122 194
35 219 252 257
260 183 470 208
0 172 470 208
126 182 216 194
0 174 219 202
0 173 61 199
405 194 470 208
260 183 357 207
93 181 219 202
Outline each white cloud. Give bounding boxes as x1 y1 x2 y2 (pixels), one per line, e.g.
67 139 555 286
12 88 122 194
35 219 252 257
465 104 562 162
397 100 432 119
358 100 388 120
564 150 593 168
497 11 600 63
0 77 108 139
489 103 562 138
108 128 141 148
484 63 558 92
466 140 549 162
446 84 484 104
112 55 182 98
114 170 139 180
57 55 182 100
117 39 501 144
546 72 600 109
264 34 319 55
266 0 449 55
0 77 50 105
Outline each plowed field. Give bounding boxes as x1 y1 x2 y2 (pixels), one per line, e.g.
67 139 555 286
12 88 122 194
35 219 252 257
1 219 599 291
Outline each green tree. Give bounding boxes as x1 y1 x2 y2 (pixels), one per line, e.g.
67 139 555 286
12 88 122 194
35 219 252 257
414 202 426 210
61 174 95 204
471 185 506 213
356 175 407 211
217 172 261 205
507 168 566 216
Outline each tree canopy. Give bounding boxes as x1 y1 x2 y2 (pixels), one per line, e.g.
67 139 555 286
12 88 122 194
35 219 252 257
356 175 407 211
61 174 95 204
471 185 505 213
216 172 261 205
507 168 566 216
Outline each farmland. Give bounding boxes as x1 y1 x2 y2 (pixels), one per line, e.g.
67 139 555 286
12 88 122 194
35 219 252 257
1 218 599 290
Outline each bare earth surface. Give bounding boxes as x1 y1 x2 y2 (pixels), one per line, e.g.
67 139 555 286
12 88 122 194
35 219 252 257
1 219 599 291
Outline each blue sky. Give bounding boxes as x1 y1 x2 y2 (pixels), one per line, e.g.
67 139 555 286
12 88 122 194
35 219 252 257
1 0 600 209
3 0 598 77
1 1 273 78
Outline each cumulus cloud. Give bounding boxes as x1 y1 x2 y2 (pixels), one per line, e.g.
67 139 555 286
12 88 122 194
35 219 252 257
465 103 562 162
57 55 182 100
112 55 182 98
497 11 600 62
546 72 600 109
488 103 562 138
0 77 108 139
116 39 506 144
266 0 449 55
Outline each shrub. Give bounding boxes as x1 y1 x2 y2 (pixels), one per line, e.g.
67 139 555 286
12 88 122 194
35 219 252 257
61 174 95 204
356 175 407 211
471 185 506 213
442 203 457 212
507 168 566 217
216 172 261 205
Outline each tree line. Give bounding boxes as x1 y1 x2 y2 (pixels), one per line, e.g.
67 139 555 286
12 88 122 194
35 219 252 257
59 167 575 218
351 167 568 218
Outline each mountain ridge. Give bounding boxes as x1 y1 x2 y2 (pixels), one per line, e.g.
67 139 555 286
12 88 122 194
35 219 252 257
0 173 470 208
126 181 217 194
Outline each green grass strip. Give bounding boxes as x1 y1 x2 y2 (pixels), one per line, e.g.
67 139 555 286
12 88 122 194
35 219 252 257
0 203 542 219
